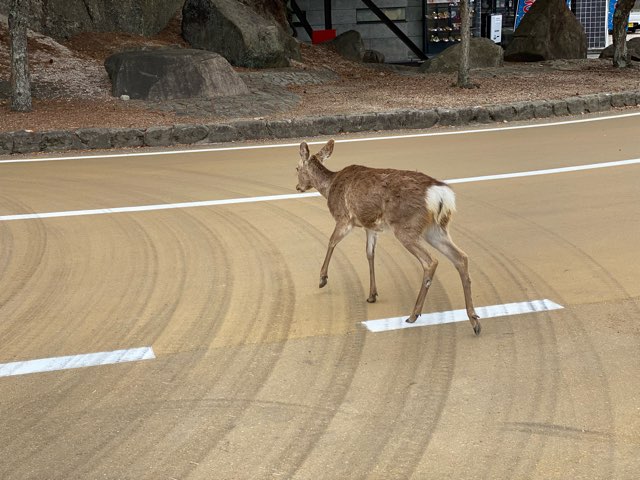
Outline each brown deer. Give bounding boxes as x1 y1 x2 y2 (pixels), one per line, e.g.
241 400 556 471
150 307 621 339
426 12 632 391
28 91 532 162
295 139 481 335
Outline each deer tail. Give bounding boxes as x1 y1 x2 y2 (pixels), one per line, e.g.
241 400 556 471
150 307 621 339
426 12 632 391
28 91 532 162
426 184 456 228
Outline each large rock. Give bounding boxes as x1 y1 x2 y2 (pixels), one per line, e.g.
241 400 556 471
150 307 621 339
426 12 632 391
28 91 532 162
504 0 587 61
363 49 385 64
182 0 300 68
239 0 288 29
104 48 249 101
599 37 640 60
419 37 504 73
0 0 183 38
327 30 365 62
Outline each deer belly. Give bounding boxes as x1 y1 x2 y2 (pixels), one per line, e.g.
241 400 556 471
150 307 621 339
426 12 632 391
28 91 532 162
354 215 388 232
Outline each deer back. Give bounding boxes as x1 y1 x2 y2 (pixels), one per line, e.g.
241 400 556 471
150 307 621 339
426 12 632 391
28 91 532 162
327 165 447 231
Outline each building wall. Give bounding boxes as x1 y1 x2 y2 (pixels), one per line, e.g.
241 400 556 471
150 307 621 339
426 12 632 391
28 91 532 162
294 0 425 63
295 0 609 62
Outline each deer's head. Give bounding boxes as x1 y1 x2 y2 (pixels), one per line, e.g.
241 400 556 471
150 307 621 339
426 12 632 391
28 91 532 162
296 139 335 192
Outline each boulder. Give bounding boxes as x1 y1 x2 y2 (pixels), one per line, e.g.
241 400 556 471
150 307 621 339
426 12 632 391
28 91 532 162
363 49 385 64
504 0 586 61
104 48 249 101
239 0 288 29
599 37 640 60
182 0 300 68
327 30 365 62
0 0 183 38
419 37 504 73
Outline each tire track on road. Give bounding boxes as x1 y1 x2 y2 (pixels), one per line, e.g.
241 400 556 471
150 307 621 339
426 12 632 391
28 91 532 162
456 195 618 478
455 219 562 479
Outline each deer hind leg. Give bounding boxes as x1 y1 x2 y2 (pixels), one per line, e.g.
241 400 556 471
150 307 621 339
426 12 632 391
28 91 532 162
319 221 353 288
395 231 439 323
366 229 378 303
426 225 481 335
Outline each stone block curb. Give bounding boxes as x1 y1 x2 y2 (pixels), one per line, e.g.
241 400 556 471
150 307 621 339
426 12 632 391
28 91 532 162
0 132 14 155
77 128 112 149
2 90 639 155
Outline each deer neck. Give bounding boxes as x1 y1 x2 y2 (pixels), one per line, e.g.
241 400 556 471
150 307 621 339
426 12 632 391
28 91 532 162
309 160 336 198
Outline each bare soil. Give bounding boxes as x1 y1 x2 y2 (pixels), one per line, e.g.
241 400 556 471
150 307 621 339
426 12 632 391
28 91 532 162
1 14 640 134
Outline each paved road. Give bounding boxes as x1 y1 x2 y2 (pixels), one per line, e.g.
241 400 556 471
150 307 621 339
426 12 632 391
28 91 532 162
1 114 639 479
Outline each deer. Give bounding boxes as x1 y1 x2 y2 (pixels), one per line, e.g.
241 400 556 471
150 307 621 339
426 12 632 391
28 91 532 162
295 139 481 336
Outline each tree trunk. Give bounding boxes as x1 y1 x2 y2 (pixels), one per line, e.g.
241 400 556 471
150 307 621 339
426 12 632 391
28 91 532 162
9 0 32 112
457 0 472 88
612 0 635 68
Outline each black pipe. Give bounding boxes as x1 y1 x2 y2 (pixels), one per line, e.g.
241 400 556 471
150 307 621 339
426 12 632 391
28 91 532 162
325 0 332 29
291 0 314 39
360 0 426 60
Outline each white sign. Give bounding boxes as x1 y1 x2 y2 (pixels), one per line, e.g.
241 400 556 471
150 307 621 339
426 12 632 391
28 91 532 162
490 14 502 43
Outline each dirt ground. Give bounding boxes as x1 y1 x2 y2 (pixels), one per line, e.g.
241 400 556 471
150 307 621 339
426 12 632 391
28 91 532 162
1 14 640 134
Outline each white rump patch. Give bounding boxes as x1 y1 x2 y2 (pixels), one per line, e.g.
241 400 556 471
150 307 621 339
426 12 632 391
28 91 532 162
426 185 456 223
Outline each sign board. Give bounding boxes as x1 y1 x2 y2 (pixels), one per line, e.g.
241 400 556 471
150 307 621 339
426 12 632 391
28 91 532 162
608 0 617 31
490 14 503 43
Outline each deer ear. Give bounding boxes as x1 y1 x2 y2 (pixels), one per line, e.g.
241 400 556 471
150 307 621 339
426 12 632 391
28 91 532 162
299 141 310 162
317 139 335 163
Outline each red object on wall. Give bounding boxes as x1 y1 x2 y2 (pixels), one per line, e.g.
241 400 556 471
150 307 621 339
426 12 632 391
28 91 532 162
312 29 337 44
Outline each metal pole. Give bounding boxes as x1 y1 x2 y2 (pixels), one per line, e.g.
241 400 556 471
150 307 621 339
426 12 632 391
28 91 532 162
361 0 426 60
325 0 332 29
291 0 314 39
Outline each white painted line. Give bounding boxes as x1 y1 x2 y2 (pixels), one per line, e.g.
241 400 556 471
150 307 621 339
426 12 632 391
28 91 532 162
362 299 564 332
1 157 639 222
0 192 320 222
1 110 639 165
445 157 640 184
0 346 155 378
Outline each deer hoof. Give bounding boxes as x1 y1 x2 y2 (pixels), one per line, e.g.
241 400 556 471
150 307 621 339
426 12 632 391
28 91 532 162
405 314 419 324
319 276 328 288
473 321 482 336
366 293 378 303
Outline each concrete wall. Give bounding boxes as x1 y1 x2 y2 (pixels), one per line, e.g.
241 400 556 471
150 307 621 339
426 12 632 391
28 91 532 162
295 0 424 63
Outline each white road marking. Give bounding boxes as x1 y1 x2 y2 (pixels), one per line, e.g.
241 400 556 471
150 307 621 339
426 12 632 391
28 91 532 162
1 157 639 222
362 299 564 333
1 111 639 165
0 192 320 221
445 157 640 184
0 346 155 378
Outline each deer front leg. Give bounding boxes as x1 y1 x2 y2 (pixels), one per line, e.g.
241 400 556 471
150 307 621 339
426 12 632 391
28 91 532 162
319 222 353 288
366 230 378 303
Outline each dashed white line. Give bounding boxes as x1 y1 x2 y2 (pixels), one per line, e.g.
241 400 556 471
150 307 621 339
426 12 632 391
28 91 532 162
361 299 564 332
0 346 156 378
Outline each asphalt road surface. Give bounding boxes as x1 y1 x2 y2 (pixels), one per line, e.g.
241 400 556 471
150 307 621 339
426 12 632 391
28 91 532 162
1 113 639 479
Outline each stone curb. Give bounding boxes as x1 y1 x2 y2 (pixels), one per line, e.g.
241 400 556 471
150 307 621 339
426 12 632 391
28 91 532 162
1 91 639 155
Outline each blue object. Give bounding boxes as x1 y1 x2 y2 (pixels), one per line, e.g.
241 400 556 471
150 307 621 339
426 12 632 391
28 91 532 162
515 0 573 29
